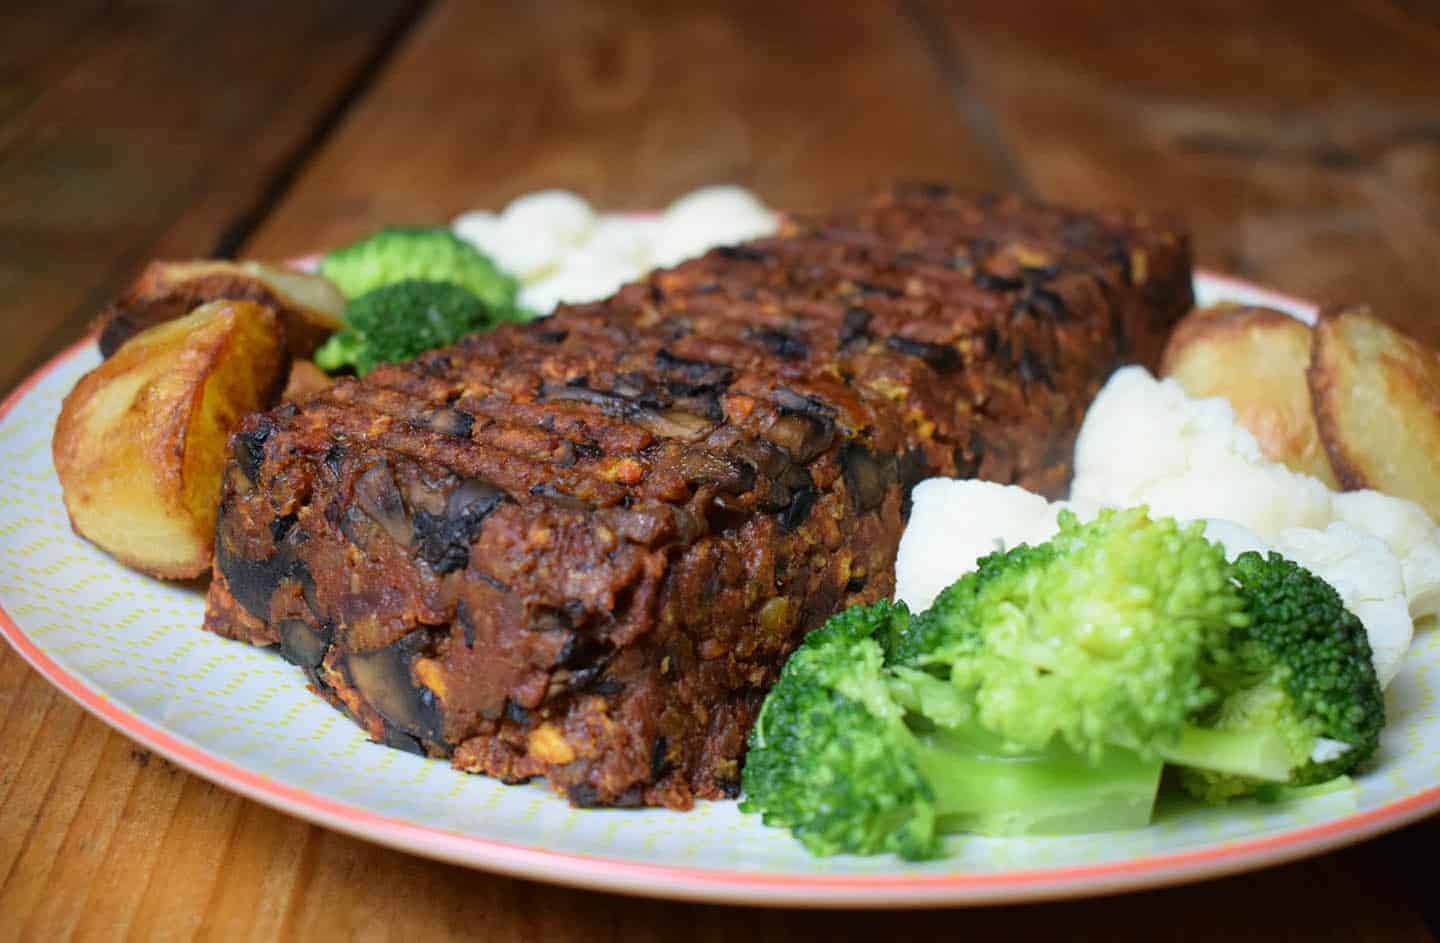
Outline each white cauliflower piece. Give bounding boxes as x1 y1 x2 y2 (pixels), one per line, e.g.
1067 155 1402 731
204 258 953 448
517 249 641 314
502 189 594 246
1332 490 1440 620
895 480 1063 612
585 215 659 271
1396 544 1440 620
1272 522 1412 688
1200 519 1272 561
652 185 778 268
451 210 505 257
895 483 1106 612
489 190 596 281
1071 367 1333 539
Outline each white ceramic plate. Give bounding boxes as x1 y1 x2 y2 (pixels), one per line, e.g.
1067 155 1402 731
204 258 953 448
5 272 1439 909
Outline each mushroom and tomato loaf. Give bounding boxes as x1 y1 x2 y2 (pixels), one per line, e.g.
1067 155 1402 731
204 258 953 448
203 185 1193 808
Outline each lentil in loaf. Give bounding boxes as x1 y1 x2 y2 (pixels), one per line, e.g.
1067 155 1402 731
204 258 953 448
202 185 1193 808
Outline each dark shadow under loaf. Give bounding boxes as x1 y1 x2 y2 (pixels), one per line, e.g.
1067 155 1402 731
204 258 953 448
203 185 1193 808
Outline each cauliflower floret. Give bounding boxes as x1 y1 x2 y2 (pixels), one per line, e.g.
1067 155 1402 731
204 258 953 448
1072 367 1333 539
1272 522 1412 688
1200 519 1272 561
517 248 642 313
585 215 659 271
1073 367 1259 498
896 483 1108 613
652 185 779 268
1332 490 1440 620
451 210 505 258
1311 738 1352 763
486 190 597 281
896 480 1064 612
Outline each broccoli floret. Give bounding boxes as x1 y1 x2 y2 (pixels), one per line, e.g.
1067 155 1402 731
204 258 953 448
1169 551 1384 802
320 226 521 313
885 539 1055 666
314 280 495 376
742 510 1386 859
918 508 1248 760
740 600 942 859
743 508 1246 858
741 597 1163 859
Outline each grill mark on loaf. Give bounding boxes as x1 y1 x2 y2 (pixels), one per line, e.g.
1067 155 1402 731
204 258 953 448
205 186 1193 810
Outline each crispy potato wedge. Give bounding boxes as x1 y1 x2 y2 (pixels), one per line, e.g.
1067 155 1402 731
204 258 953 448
96 260 344 359
281 358 335 403
1161 303 1337 487
55 300 289 578
1311 305 1440 521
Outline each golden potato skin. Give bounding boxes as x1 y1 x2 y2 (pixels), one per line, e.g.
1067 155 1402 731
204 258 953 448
280 358 335 403
1310 304 1440 521
96 260 343 359
1162 303 1337 487
54 300 289 579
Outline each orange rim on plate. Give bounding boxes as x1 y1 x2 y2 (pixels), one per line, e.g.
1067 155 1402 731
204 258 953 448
4 274 1432 909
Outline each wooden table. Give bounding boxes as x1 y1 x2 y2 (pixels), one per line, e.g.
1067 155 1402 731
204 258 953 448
3 1 1439 937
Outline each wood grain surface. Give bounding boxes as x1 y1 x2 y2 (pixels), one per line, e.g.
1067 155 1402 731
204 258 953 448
2 1 1438 939
928 0 1440 345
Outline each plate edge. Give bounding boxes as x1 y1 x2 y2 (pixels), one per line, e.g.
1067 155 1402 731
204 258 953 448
1 274 1433 908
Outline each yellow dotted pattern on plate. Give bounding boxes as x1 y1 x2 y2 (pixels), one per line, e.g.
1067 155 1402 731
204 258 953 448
4 288 1436 878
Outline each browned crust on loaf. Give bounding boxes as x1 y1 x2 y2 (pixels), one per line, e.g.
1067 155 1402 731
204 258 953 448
202 184 1192 808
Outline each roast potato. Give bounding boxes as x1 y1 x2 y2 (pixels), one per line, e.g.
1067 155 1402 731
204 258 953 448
96 260 343 359
1310 305 1440 521
1161 303 1337 487
54 300 289 578
281 358 335 402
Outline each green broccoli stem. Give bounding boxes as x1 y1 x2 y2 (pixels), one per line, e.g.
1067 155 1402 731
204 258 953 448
908 726 1165 837
1255 776 1353 804
1157 724 1300 783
